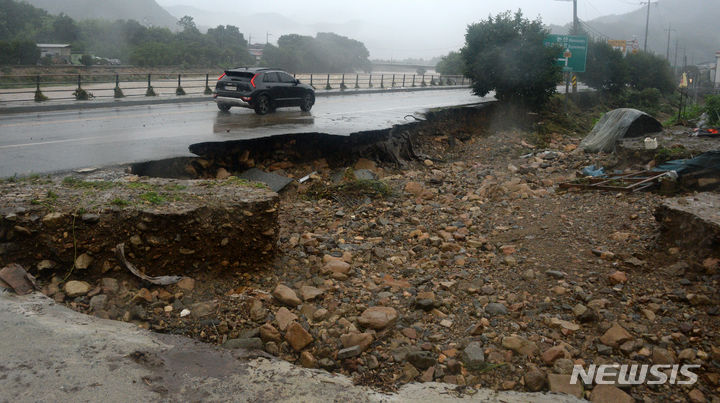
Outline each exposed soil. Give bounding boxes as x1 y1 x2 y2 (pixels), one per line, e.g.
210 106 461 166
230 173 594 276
3 103 719 402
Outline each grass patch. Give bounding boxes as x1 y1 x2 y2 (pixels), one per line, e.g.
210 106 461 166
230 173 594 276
163 184 187 191
654 146 690 164
139 191 166 205
62 176 114 190
663 103 704 127
30 189 60 208
220 177 268 189
111 198 130 207
124 182 156 191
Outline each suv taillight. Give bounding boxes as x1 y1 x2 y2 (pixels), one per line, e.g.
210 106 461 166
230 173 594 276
250 74 258 88
218 73 226 80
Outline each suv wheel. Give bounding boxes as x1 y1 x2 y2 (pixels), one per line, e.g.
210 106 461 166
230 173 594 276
300 93 315 112
254 94 272 115
217 103 231 112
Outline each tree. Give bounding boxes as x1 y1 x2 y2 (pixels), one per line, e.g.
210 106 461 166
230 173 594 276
50 13 79 42
626 51 675 95
262 33 370 73
579 40 627 94
461 11 561 110
80 54 93 66
436 51 464 75
0 40 40 64
177 16 198 34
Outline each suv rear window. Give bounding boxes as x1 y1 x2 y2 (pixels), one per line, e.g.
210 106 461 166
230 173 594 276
225 71 254 80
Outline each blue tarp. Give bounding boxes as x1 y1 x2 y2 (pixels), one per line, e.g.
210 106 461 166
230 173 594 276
654 151 720 175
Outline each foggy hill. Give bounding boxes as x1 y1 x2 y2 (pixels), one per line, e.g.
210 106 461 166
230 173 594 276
21 0 177 28
166 5 373 45
165 4 395 59
549 0 720 65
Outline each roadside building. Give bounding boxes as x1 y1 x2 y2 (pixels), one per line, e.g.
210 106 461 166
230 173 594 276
248 44 264 62
37 44 71 64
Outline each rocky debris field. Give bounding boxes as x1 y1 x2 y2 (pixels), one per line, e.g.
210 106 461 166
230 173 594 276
4 106 719 402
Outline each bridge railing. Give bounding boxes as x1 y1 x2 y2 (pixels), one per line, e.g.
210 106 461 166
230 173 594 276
0 72 469 104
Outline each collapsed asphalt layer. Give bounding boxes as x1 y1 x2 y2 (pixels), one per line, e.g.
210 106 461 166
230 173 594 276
2 103 718 402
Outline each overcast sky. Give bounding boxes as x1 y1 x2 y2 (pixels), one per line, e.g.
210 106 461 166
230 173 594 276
155 0 643 59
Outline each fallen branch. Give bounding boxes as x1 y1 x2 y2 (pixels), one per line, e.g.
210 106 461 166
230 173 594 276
115 243 184 286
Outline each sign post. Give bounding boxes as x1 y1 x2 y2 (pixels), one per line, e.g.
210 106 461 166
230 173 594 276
544 34 588 114
544 34 588 73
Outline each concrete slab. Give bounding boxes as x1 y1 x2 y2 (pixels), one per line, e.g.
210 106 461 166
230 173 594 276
239 168 294 192
655 192 720 257
0 292 583 402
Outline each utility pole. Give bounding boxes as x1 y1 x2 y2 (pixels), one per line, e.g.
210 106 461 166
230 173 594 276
642 1 657 52
266 32 272 45
554 0 578 34
572 0 578 34
673 39 679 72
665 25 675 61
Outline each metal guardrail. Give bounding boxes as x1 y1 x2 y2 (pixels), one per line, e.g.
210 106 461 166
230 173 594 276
0 72 468 104
293 73 467 91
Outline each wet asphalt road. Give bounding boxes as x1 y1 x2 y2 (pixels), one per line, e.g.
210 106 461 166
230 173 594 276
0 89 489 178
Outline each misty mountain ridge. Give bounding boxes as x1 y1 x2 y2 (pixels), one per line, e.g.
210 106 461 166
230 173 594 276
21 0 177 28
165 5 373 45
165 4 417 60
549 0 720 65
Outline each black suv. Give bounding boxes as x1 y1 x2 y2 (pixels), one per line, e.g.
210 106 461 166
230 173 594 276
213 67 315 115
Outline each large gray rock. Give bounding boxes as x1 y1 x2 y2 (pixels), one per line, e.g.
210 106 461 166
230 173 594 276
580 108 662 153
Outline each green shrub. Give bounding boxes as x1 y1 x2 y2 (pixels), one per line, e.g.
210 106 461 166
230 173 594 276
626 51 674 95
73 88 92 100
461 11 561 110
579 41 627 94
705 94 720 125
436 51 465 75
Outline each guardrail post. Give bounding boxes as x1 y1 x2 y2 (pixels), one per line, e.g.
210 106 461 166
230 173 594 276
325 74 331 90
114 74 124 98
34 75 47 102
368 74 373 88
430 75 436 86
402 74 406 87
204 73 212 95
73 74 91 100
146 73 156 96
354 74 359 89
391 74 395 88
310 74 313 88
421 74 426 87
411 75 416 87
176 74 186 95
380 74 384 88
340 74 346 91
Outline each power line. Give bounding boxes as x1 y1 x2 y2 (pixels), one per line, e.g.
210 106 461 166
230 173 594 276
579 19 611 40
641 1 658 52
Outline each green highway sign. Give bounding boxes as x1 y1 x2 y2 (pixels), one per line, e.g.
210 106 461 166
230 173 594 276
543 34 588 73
